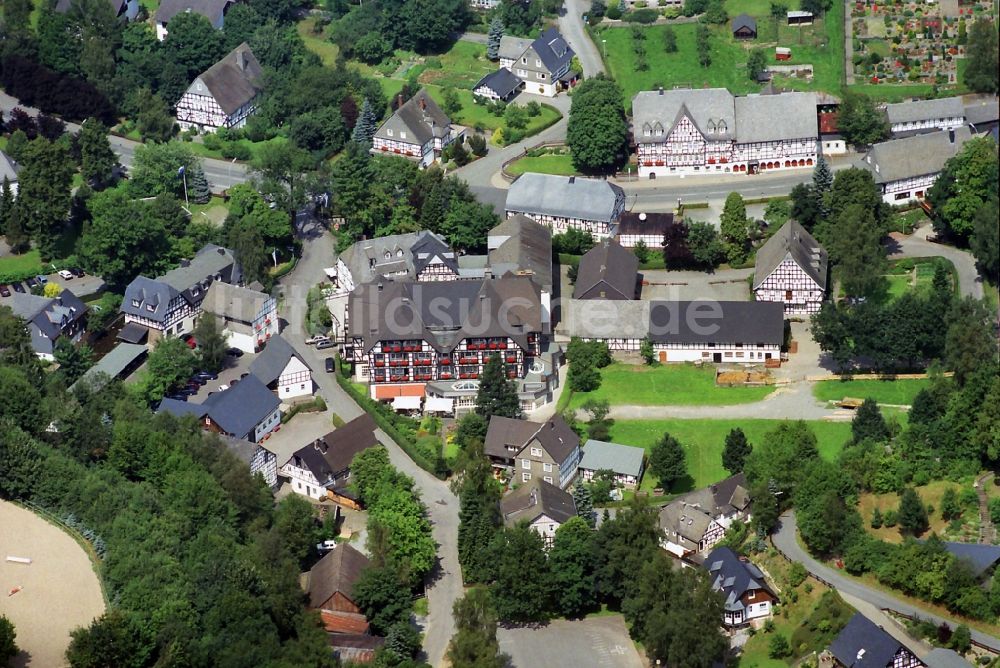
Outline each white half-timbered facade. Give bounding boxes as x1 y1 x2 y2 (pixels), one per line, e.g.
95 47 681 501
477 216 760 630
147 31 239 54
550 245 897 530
633 88 819 178
885 96 966 136
250 444 278 488
753 221 828 314
859 127 972 204
505 173 626 239
176 43 263 132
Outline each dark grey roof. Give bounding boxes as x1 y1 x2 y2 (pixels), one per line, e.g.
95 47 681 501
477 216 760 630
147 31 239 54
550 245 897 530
703 547 776 612
925 649 975 668
117 321 149 344
70 343 148 392
648 301 785 345
475 69 523 98
286 414 379 487
573 238 639 300
829 613 913 668
156 0 230 24
500 478 576 526
528 27 575 74
488 215 553 292
193 43 264 116
121 276 178 324
410 233 459 276
859 127 972 184
531 414 580 463
732 13 757 32
374 89 451 146
0 151 20 184
201 375 278 438
942 541 1000 578
9 290 86 356
249 335 309 386
506 174 625 223
337 231 449 287
617 211 674 238
347 276 543 354
965 98 999 127
159 244 238 294
484 416 542 461
659 474 751 542
753 220 828 291
885 96 965 125
579 439 645 478
157 398 209 420
56 0 126 14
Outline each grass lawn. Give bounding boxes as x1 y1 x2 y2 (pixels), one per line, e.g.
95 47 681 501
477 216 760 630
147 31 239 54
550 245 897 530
417 41 495 89
767 4 845 96
812 377 929 405
185 136 289 163
186 196 229 226
297 17 340 67
857 479 980 545
0 248 45 279
608 418 852 493
569 363 775 409
507 152 577 176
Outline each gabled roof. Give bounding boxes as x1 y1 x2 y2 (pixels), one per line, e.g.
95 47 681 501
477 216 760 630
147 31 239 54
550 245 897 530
829 613 914 668
484 415 543 461
9 290 87 355
965 98 999 127
488 215 553 292
159 244 238 294
121 276 178 324
529 414 580 463
203 281 271 323
573 238 639 300
56 0 128 15
192 43 264 116
941 541 1000 578
528 27 575 74
506 173 625 223
732 13 757 32
579 440 645 478
70 343 148 392
499 35 533 62
285 414 379 487
375 89 451 146
305 543 370 609
249 335 309 386
156 0 231 25
753 220 828 291
859 127 972 184
616 211 675 238
475 68 523 98
410 232 459 276
337 230 450 287
0 151 20 184
632 88 736 144
885 96 965 125
500 477 577 526
703 546 776 612
925 649 974 668
200 375 278 438
659 474 751 542
735 92 818 143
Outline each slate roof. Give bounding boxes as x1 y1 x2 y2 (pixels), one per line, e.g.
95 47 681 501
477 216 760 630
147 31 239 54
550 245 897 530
484 415 543 461
829 613 914 668
703 546 776 612
859 127 972 184
528 27 575 74
193 43 264 116
659 474 751 543
579 439 645 478
374 89 451 146
616 211 675 238
122 245 238 324
347 276 543 354
0 151 20 184
965 98 999 127
249 335 309 386
410 232 459 276
506 173 625 223
56 0 128 14
753 220 828 291
488 215 553 291
532 414 580 463
161 244 239 293
500 478 577 527
475 69 523 98
499 35 533 62
732 13 757 33
925 649 975 668
70 343 148 392
285 414 379 487
305 543 370 609
941 541 1000 578
159 376 279 439
156 0 230 25
121 276 178 324
573 238 639 300
8 290 87 356
735 92 818 143
203 281 270 323
884 96 965 125
337 231 450 287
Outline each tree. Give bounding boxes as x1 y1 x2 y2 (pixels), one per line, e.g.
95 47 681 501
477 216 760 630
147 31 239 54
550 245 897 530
663 25 678 52
135 89 176 143
649 432 686 490
128 142 198 199
871 506 883 528
747 48 767 81
722 428 751 474
193 313 227 373
457 443 502 584
490 524 549 622
351 98 380 147
549 517 598 617
800 0 832 15
16 137 74 259
951 625 972 654
686 221 725 269
186 162 211 204
228 219 270 287
142 336 197 402
940 487 962 521
696 23 711 67
573 484 596 527
66 610 153 668
813 153 833 196
78 118 116 189
639 336 655 365
353 565 413 635
0 616 16 667
963 19 998 94
474 353 520 419
487 17 504 60
970 198 999 283
829 203 886 299
837 92 890 146
852 398 889 443
945 297 996 385
769 634 791 658
720 192 749 264
163 12 226 79
566 77 629 174
446 587 506 668
927 137 999 241
898 488 929 536
54 339 93 385
790 182 821 229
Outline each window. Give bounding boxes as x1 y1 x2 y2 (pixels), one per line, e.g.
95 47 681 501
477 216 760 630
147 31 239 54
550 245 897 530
521 57 526 64
387 129 394 137
538 73 545 80
543 463 552 472
530 447 542 457
131 299 140 307
300 384 305 389
146 304 155 312
522 472 531 481
535 59 541 67
400 131 407 139
522 459 531 469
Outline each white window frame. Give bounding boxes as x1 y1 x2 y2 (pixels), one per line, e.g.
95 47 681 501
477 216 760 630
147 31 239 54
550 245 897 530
544 476 553 484
521 459 531 469
522 472 531 481
387 129 394 137
530 447 542 457
543 463 552 473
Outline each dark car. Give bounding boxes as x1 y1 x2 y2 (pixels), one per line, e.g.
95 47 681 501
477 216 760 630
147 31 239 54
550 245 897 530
188 376 206 386
11 282 25 293
325 358 335 373
25 277 38 288
165 394 189 402
0 285 9 298
195 370 218 381
226 347 244 357
70 267 85 277
178 386 198 396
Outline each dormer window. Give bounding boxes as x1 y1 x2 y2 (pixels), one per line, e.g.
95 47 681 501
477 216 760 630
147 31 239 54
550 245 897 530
643 123 652 137
396 249 404 257
384 251 391 260
654 122 663 136
146 304 155 312
717 120 727 134
132 299 140 307
400 131 407 139
707 120 716 134
387 129 394 137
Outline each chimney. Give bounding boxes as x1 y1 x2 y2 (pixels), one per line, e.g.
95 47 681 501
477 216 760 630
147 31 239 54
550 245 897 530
419 96 426 111
396 94 403 109
948 128 955 144
217 247 226 255
377 282 384 292
237 49 247 71
568 176 576 184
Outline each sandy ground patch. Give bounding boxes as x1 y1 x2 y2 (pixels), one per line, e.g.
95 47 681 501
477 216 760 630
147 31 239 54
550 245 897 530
0 501 106 668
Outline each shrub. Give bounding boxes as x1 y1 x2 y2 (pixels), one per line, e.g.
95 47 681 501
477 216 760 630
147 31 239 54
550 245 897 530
628 8 659 22
883 509 898 527
789 562 808 587
203 134 223 151
221 142 252 161
606 3 622 18
769 634 791 659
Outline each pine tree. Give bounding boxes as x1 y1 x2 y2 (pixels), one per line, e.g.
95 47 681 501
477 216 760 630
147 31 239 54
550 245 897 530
721 427 752 474
193 312 227 372
572 484 596 528
4 201 30 254
649 432 687 491
475 353 521 420
352 98 379 147
78 117 117 189
457 444 502 584
870 506 883 529
0 178 13 241
487 18 504 61
812 154 833 217
851 398 889 444
639 337 654 365
186 161 211 204
898 488 929 536
940 487 961 521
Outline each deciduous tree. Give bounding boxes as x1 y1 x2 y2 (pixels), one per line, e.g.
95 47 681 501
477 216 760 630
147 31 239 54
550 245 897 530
353 565 413 635
489 524 550 622
0 615 16 667
446 587 507 668
837 92 889 146
720 192 749 264
962 19 999 94
567 77 629 174
549 516 598 617
78 118 117 189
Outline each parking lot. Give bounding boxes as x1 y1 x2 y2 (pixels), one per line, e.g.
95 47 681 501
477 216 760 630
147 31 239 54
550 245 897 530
182 349 258 402
0 269 105 302
497 616 644 668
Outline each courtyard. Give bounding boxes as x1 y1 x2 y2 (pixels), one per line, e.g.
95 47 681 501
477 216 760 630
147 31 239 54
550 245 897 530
497 615 644 668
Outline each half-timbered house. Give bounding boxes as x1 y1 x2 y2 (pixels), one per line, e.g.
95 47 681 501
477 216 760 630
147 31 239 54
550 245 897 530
372 89 461 167
485 415 582 488
176 43 263 132
500 478 577 547
615 211 674 248
505 173 626 238
659 474 751 557
703 547 778 627
155 0 238 40
753 220 828 314
885 96 966 137
828 613 926 668
859 127 972 204
279 414 379 501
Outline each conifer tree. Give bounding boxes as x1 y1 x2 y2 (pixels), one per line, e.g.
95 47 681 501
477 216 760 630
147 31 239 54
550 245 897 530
352 98 379 147
722 427 752 474
487 17 504 61
813 154 834 217
187 161 211 204
572 484 596 528
475 353 520 420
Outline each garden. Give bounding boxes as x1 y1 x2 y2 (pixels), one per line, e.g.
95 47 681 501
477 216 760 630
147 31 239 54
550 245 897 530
856 479 983 544
506 145 578 176
812 376 930 404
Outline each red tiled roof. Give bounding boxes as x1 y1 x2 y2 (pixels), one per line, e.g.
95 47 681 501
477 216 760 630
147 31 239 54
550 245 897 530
321 611 370 634
819 111 840 134
373 383 426 399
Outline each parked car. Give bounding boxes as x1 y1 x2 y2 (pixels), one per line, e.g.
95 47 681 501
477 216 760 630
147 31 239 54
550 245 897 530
181 334 197 349
325 358 335 373
0 285 9 297
226 347 244 357
58 269 74 280
305 335 330 345
24 277 38 288
218 384 229 392
188 376 206 386
35 275 47 285
69 267 84 277
316 540 337 553
195 371 218 381
177 386 198 396
316 339 336 350
11 282 25 293
165 394 188 402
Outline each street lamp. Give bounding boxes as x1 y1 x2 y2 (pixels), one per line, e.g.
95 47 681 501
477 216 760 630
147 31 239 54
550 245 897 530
602 39 607 59
177 165 189 206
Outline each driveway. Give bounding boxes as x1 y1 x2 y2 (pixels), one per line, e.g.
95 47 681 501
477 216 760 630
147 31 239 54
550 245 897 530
886 228 984 299
772 511 1000 650
639 268 753 302
558 0 605 77
497 616 644 668
276 210 461 667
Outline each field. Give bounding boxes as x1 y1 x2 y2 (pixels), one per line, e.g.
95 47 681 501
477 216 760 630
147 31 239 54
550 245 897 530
0 248 45 281
569 363 775 409
857 479 980 544
297 17 341 67
812 377 930 405
0 501 106 668
608 418 852 492
507 151 577 176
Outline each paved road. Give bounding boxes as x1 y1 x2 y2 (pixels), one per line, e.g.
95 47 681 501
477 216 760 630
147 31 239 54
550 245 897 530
887 229 984 299
0 91 249 193
559 0 605 77
773 511 1000 650
276 212 460 667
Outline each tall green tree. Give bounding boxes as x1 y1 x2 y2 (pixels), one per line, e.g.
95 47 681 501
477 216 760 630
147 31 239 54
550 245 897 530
135 89 176 143
927 137 999 240
970 197 999 283
228 219 271 287
0 423 41 499
1 180 28 253
837 92 890 146
456 443 503 584
639 336 655 365
746 48 767 82
16 138 75 259
66 610 153 668
78 118 117 189
549 516 598 618
54 339 94 385
566 77 629 174
489 524 550 623
829 203 886 299
963 19 999 94
945 297 996 385
852 398 889 443
898 488 929 535
193 313 227 373
446 587 507 668
649 432 687 491
812 153 834 219
573 483 596 527
186 162 212 204
351 98 380 147
475 353 521 420
719 192 749 264
722 427 751 474
163 12 226 80
487 17 504 60
142 337 197 401
353 565 413 635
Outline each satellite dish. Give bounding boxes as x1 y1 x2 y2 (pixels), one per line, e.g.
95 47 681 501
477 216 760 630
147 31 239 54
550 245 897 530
639 212 647 221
